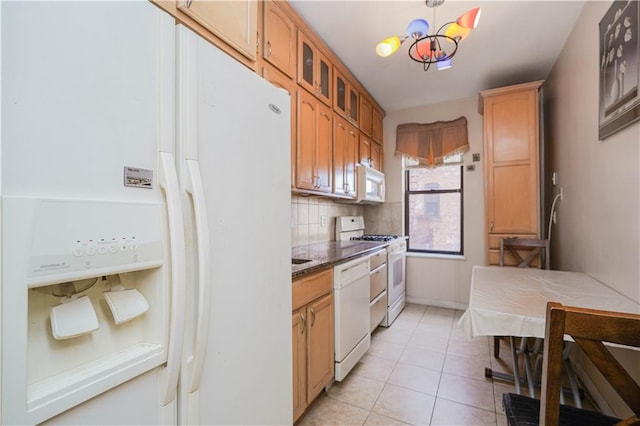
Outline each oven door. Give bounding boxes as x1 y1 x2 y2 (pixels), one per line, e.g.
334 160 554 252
387 247 406 308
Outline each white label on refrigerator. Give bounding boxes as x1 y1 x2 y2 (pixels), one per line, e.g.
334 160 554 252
124 167 153 189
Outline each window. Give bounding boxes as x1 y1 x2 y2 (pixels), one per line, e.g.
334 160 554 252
405 165 463 254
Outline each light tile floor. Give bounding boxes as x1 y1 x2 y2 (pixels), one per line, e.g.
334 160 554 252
297 304 538 425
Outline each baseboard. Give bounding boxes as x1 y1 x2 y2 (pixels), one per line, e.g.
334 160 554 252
405 296 468 311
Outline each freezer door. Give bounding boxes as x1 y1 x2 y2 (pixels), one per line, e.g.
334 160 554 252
1 3 183 425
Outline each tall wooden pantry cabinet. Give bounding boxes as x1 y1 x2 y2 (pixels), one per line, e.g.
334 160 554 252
480 81 544 266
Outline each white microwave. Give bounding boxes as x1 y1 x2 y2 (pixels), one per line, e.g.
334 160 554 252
354 165 385 204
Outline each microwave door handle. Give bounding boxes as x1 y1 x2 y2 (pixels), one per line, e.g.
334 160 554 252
380 180 386 200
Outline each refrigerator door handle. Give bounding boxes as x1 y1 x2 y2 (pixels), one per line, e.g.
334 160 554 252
158 151 187 406
184 159 212 393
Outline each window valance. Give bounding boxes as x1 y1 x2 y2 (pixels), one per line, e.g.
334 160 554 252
395 116 469 167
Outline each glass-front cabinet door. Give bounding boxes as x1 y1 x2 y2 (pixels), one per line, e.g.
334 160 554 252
333 68 358 125
317 52 331 106
297 30 331 107
349 87 359 124
333 69 348 118
299 37 314 89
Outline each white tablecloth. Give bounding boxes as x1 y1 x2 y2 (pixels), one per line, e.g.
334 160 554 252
457 266 640 339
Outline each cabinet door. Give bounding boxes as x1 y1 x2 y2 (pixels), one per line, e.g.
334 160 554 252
348 85 359 124
316 50 332 107
298 32 315 93
359 133 371 167
297 31 331 107
178 0 257 60
296 90 317 191
344 123 358 197
333 116 347 195
484 88 539 235
333 69 348 119
263 1 296 78
315 102 333 193
292 308 307 422
306 293 334 402
359 96 373 137
263 65 295 187
371 142 383 172
372 107 383 143
334 117 357 197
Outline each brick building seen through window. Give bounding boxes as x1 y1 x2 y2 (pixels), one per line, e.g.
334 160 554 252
405 164 463 254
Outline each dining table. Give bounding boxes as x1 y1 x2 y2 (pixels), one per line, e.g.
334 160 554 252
457 265 640 398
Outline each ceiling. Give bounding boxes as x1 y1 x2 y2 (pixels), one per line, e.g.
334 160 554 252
288 0 586 113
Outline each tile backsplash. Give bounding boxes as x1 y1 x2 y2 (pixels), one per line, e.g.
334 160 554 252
291 195 363 247
291 196 403 247
363 201 403 236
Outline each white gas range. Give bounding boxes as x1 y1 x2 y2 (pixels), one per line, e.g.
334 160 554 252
336 216 407 328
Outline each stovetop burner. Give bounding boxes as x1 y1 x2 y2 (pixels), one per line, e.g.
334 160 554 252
350 235 399 242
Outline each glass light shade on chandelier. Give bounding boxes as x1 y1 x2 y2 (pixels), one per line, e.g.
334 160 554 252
375 1 481 71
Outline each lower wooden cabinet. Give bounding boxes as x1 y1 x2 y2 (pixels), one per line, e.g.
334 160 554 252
292 269 334 422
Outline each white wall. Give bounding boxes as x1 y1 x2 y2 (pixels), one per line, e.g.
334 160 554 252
544 1 640 417
377 97 485 309
545 1 639 304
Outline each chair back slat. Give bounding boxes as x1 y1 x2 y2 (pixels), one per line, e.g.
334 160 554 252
500 237 550 269
573 338 640 415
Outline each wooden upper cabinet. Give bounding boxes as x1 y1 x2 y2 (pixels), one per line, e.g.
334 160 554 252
296 89 332 193
334 115 358 198
371 141 383 172
177 0 257 60
297 31 331 106
372 107 383 143
359 134 371 167
333 68 359 125
263 1 296 78
359 96 373 137
359 133 383 172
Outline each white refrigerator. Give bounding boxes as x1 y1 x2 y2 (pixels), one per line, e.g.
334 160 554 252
1 2 292 425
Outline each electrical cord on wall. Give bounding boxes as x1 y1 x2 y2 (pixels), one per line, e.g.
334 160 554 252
547 192 563 242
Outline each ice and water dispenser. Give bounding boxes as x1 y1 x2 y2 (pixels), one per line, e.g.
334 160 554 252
2 197 171 423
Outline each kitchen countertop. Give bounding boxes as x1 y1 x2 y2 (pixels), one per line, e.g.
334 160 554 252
292 240 388 278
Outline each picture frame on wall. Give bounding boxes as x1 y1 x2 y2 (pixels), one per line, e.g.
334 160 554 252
599 0 640 140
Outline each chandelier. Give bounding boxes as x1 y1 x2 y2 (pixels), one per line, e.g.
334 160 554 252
376 0 481 71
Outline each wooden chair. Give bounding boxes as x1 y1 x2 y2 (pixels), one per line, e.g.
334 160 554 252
499 237 550 269
503 302 640 426
495 238 550 358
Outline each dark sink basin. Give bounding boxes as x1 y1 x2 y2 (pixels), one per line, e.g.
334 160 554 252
292 258 312 265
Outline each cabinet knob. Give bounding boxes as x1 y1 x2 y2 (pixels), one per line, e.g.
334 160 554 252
490 223 494 232
186 0 193 7
267 41 272 57
301 314 306 334
310 308 316 326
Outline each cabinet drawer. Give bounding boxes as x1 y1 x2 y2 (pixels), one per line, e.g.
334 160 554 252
488 233 537 249
369 291 387 333
370 264 387 301
369 249 386 270
293 269 332 311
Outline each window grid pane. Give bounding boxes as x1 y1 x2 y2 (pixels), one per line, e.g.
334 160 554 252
406 165 463 254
